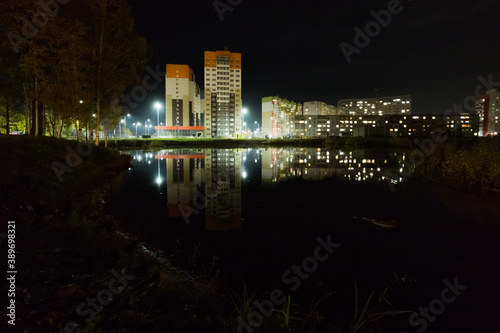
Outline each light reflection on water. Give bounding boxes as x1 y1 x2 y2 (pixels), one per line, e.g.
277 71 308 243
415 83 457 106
112 147 500 333
123 148 406 230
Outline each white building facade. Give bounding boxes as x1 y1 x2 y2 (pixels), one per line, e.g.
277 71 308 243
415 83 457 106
204 49 242 138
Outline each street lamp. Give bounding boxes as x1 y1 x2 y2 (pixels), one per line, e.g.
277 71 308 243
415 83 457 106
133 122 141 136
123 114 130 138
242 108 247 134
154 102 161 137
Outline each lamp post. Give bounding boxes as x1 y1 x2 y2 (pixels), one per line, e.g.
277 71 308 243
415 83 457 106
133 122 141 136
123 114 130 138
242 108 247 135
77 100 83 142
155 102 161 138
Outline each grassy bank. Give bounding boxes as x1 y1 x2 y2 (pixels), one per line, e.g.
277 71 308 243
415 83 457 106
414 137 500 190
0 135 230 332
102 137 328 149
65 136 489 150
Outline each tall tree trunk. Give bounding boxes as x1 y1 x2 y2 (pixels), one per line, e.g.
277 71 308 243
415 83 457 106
31 79 44 136
23 84 30 134
95 96 100 146
33 49 41 136
104 124 108 147
5 97 9 135
73 60 80 142
95 0 107 146
56 114 63 139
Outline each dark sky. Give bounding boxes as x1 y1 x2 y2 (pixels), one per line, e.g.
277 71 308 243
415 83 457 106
130 0 500 123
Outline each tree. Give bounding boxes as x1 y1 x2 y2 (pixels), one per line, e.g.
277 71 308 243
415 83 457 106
84 0 149 146
0 0 150 140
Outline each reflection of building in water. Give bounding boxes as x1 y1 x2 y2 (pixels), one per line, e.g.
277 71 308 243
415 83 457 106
158 150 204 218
261 148 293 183
261 148 404 184
205 149 242 230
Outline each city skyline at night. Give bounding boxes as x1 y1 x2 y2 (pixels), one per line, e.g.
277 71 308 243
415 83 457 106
130 0 500 124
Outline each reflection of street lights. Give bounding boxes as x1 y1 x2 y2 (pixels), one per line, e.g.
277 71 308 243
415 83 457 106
156 159 162 191
155 102 161 137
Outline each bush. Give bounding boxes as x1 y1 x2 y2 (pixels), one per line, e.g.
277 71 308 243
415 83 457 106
424 140 500 190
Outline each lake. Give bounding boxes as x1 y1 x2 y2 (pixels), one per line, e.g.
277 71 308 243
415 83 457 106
107 147 500 332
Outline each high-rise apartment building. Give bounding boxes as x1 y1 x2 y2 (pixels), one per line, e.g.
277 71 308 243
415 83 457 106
204 49 242 138
262 96 302 138
337 95 411 116
164 64 203 137
476 89 500 136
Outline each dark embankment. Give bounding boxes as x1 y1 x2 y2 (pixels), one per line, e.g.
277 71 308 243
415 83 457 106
0 135 230 332
103 137 328 149
414 137 500 191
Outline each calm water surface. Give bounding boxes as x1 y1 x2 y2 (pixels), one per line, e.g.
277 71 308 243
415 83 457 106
108 147 500 332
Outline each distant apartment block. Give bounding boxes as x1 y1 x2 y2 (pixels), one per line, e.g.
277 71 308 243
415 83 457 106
288 113 479 138
337 95 411 116
476 89 500 136
262 94 482 138
291 115 336 137
303 101 336 116
163 64 203 137
262 96 302 138
204 49 242 138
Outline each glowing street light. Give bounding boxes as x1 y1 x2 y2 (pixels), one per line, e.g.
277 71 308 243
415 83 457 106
123 114 130 138
242 108 248 134
154 102 161 137
133 122 141 136
254 121 259 137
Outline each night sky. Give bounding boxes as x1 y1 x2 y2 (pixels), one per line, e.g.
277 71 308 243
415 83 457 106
130 0 500 124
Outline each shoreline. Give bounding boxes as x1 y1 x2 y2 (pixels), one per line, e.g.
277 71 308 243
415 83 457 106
0 135 230 332
94 136 490 149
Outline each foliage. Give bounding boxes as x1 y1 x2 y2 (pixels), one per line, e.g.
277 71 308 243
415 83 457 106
350 277 412 333
419 139 500 190
231 280 258 319
0 0 150 139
